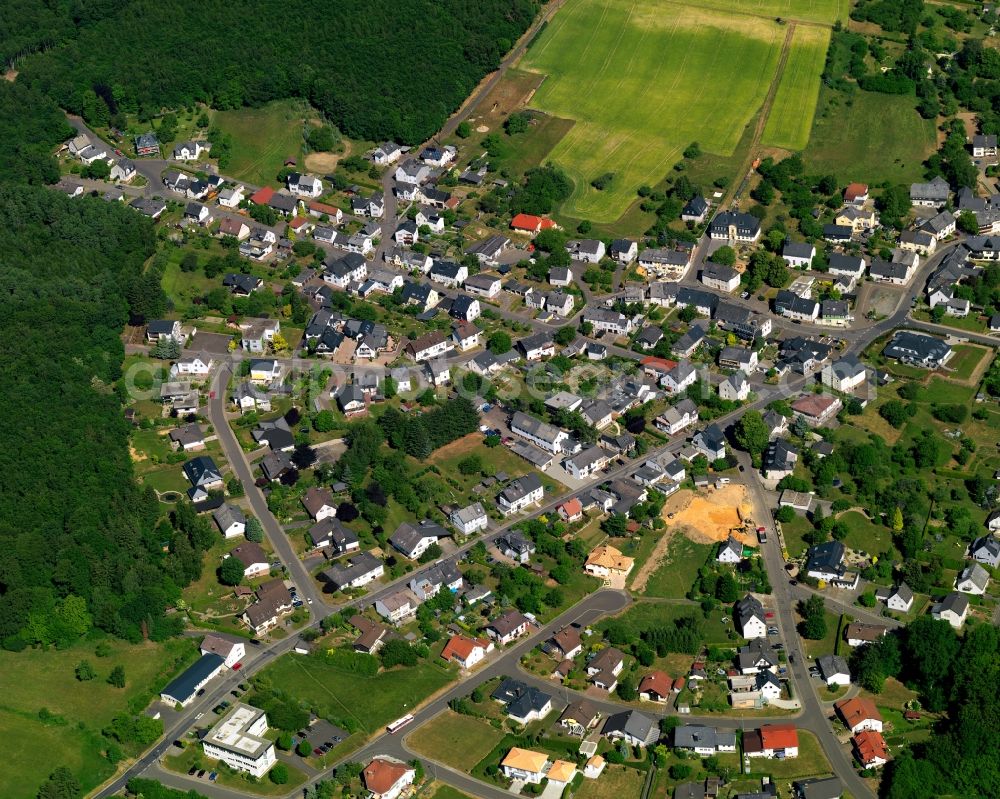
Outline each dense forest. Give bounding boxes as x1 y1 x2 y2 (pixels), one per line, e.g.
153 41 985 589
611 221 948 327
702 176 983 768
848 620 1000 798
11 0 540 143
0 187 209 648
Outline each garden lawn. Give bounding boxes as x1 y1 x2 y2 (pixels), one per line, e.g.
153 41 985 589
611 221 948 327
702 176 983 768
836 511 893 556
780 513 814 557
520 0 784 221
573 763 646 799
639 534 713 598
748 730 831 779
408 711 506 771
213 99 310 187
801 87 937 184
431 786 475 799
761 25 831 151
801 610 842 658
943 344 988 382
259 651 454 736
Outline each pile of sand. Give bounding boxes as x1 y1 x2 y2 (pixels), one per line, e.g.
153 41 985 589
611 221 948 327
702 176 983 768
662 485 755 545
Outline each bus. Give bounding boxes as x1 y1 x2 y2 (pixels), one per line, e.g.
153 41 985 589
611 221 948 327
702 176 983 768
386 714 414 734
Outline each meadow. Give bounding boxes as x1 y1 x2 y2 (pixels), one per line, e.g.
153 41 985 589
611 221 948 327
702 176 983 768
213 99 310 186
762 25 832 151
801 86 938 183
521 0 786 221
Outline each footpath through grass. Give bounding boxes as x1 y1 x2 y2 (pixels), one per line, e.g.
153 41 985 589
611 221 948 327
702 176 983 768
762 25 831 151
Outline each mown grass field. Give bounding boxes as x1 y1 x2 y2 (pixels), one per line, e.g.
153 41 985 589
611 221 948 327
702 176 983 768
762 25 831 150
408 711 506 771
802 86 937 183
520 0 785 221
260 650 454 736
213 99 309 186
638 533 713 598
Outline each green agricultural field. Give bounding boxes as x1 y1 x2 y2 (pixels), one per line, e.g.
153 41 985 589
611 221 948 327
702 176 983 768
802 87 937 183
213 99 309 187
260 650 454 736
520 0 785 221
684 0 849 25
762 25 831 151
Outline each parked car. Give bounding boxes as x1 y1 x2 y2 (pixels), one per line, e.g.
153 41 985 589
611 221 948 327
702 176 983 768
197 770 206 779
209 772 218 782
188 767 198 776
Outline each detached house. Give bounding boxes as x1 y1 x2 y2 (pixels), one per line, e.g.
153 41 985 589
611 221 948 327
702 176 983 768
441 634 493 669
450 502 488 535
782 241 816 269
487 610 531 645
744 724 799 759
709 211 761 242
497 474 544 516
910 176 950 207
736 594 767 639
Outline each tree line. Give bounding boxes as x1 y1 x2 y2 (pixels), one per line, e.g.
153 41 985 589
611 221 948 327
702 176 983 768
12 0 540 144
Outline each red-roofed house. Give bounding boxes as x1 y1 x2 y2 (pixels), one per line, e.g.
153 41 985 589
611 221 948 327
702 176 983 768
558 498 583 522
250 186 274 205
853 730 889 768
440 634 493 669
638 671 673 702
835 697 883 734
640 356 679 380
308 200 343 222
743 724 799 758
511 213 556 235
362 758 415 799
844 183 869 205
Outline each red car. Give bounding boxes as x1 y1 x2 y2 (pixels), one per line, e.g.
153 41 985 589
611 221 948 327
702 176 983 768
232 662 242 670
765 612 775 620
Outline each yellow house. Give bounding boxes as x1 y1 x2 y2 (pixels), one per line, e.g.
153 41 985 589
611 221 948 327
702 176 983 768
585 545 635 579
835 206 878 232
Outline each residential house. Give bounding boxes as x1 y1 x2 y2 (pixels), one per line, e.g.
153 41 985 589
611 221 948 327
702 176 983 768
169 422 206 452
500 749 549 785
363 758 415 799
701 263 741 292
242 580 294 635
497 531 536 563
791 394 841 426
173 140 210 161
719 372 750 401
955 563 990 595
822 357 867 393
584 545 634 580
610 239 638 263
497 474 545 515
491 679 553 724
306 518 359 554
602 710 658 747
389 520 448 560
719 346 758 373
582 308 633 336
228 542 270 579
409 561 463 601
440 634 493 669
882 331 952 367
655 398 699 435
638 249 692 280
922 210 956 240
844 183 869 205
638 671 674 703
782 241 816 269
743 724 799 759
736 594 768 639
450 502 488 535
762 440 798 481
486 609 531 645
405 330 453 362
548 626 583 660
463 272 502 298
559 700 601 736
775 290 819 321
563 446 609 480
200 634 245 669
835 205 877 232
910 176 951 207
566 239 606 263
429 261 468 288
853 730 889 769
693 424 727 461
817 654 851 686
971 535 1000 567
884 583 914 613
510 213 557 235
371 142 403 165
321 552 385 591
375 589 419 624
835 697 883 734
466 235 510 265
972 134 999 158
681 195 710 223
213 504 247 539
510 411 569 453
674 725 737 755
